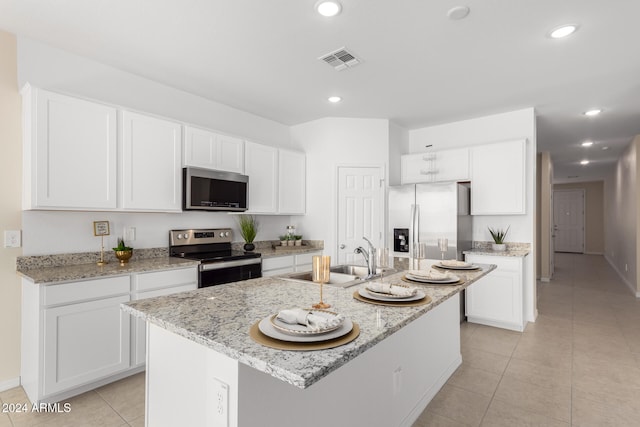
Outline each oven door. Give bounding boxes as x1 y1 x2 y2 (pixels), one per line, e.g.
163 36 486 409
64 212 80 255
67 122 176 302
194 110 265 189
199 258 261 287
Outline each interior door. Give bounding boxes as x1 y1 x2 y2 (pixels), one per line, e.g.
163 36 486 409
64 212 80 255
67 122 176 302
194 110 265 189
337 166 384 264
553 189 585 253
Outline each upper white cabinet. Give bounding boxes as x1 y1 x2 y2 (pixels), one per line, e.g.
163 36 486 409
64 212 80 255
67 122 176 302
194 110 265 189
278 149 306 214
121 111 183 212
245 142 306 215
401 148 469 184
470 139 526 215
184 126 244 173
22 85 118 210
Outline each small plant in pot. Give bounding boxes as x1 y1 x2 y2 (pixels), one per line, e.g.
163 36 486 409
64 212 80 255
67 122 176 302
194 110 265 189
294 235 303 246
488 226 510 251
279 235 289 246
113 237 133 265
237 215 258 252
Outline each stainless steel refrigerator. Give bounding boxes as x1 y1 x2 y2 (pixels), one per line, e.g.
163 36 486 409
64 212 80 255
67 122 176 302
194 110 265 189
388 181 472 263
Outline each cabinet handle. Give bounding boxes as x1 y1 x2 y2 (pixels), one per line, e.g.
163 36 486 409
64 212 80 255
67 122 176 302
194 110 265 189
422 154 436 161
420 170 435 175
340 244 346 249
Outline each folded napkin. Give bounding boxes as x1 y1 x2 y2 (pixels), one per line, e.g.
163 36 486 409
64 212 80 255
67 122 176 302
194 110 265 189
441 259 469 267
276 308 343 332
366 282 417 297
409 269 450 280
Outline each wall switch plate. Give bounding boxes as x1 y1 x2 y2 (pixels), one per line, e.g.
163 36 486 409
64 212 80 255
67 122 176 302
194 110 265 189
124 227 136 241
210 377 229 427
4 230 22 248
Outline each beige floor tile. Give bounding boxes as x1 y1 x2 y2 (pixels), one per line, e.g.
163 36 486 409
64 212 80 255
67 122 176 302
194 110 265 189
573 351 640 388
95 373 145 422
572 320 625 340
573 336 637 367
572 377 640 412
127 415 145 427
480 399 569 427
412 410 468 427
503 357 571 390
493 376 571 423
461 347 510 376
572 394 640 427
426 384 491 427
460 321 479 343
511 334 572 370
446 365 502 397
465 325 521 357
0 413 12 427
523 314 572 334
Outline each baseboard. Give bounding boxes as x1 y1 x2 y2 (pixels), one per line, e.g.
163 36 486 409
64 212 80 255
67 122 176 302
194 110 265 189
585 251 604 255
0 377 20 393
604 255 638 298
400 353 463 427
540 277 551 282
467 316 525 332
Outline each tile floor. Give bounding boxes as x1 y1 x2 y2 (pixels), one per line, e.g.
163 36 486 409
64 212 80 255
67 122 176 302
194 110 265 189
2 253 638 426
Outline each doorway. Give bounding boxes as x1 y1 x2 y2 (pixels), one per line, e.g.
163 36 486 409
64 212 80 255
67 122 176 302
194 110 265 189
336 166 384 264
553 189 585 253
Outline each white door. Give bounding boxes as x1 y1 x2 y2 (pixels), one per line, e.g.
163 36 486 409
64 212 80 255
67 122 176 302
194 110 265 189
337 166 384 264
553 189 585 253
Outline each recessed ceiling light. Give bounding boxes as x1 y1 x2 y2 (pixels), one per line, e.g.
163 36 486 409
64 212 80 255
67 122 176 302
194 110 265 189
549 24 578 39
602 146 609 150
581 141 594 147
583 109 602 116
447 6 470 20
328 96 342 103
580 160 590 165
316 1 342 17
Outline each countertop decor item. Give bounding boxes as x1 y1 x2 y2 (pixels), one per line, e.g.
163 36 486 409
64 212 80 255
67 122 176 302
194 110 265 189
238 214 258 251
93 220 110 266
112 237 133 265
488 225 510 251
312 255 331 309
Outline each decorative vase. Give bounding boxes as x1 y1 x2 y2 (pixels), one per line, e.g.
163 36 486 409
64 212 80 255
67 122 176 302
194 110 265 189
280 240 287 246
287 240 294 246
295 239 302 246
491 243 506 251
114 250 133 265
243 242 255 252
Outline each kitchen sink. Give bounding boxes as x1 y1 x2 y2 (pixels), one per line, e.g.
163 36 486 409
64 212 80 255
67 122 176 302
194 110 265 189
281 265 397 288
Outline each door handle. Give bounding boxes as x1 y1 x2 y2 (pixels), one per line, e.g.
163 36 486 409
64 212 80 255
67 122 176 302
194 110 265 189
340 244 346 249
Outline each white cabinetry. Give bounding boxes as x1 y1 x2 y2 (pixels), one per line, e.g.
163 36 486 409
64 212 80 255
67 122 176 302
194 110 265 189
22 85 118 210
470 139 526 215
464 254 525 332
262 251 322 277
245 142 306 214
131 268 198 367
184 126 244 173
121 111 182 212
401 148 469 184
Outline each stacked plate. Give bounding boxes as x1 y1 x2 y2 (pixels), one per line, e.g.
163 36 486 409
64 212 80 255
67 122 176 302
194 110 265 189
358 283 426 302
435 260 480 270
404 269 460 285
258 309 354 343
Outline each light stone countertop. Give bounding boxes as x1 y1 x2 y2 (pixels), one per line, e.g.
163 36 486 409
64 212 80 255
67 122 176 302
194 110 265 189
258 246 324 258
122 263 496 389
17 257 200 285
464 248 530 257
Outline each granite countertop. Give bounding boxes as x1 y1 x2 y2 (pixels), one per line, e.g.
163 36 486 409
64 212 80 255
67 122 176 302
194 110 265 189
258 246 324 258
123 262 495 389
17 257 200 285
463 248 530 257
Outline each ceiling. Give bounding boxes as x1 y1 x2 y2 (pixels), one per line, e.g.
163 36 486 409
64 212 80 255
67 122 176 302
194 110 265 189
1 0 639 182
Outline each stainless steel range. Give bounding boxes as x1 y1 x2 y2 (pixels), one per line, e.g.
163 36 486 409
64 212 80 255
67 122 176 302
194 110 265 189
169 228 261 288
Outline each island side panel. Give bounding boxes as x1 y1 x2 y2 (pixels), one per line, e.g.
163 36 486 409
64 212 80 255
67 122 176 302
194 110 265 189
238 294 461 427
145 323 240 427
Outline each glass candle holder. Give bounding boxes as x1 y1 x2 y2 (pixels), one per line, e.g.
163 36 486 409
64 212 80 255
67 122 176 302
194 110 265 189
312 255 331 309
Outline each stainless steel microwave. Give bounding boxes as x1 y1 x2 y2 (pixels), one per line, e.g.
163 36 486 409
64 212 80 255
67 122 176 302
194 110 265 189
183 167 248 212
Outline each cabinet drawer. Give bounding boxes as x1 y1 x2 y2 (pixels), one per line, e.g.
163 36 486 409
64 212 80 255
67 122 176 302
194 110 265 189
133 283 197 301
134 268 198 292
295 252 321 266
262 256 295 271
465 255 520 272
43 276 130 306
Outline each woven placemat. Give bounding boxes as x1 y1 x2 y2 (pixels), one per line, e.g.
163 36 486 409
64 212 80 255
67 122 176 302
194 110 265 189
400 275 465 286
432 264 481 272
249 321 360 351
352 290 432 307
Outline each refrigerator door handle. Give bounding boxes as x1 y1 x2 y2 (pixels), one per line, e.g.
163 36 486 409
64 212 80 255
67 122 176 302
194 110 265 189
409 204 419 259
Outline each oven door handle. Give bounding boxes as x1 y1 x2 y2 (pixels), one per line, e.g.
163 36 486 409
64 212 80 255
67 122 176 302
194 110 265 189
199 258 261 271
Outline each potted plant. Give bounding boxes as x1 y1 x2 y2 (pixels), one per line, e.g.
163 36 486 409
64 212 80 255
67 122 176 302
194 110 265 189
488 226 509 251
237 215 258 252
294 235 303 246
113 237 133 265
279 235 288 246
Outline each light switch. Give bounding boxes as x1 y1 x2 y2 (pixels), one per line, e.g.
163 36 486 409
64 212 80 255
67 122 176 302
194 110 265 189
209 377 229 427
4 230 21 248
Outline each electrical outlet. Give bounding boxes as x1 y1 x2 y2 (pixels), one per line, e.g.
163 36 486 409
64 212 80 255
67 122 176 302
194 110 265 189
210 377 228 427
124 227 136 241
4 230 22 248
625 264 628 272
392 367 402 395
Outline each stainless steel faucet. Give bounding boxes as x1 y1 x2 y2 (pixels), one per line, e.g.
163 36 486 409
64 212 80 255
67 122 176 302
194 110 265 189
354 237 377 278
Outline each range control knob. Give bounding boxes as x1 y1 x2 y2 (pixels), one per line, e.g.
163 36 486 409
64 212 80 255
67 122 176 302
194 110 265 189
177 234 183 239
219 232 225 237
183 233 189 239
224 231 230 237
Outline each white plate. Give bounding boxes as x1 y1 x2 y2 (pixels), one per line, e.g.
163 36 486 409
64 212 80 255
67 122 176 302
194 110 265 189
406 270 455 281
405 274 460 284
365 283 417 299
359 288 426 302
270 310 343 336
258 316 353 343
436 262 480 270
440 260 472 267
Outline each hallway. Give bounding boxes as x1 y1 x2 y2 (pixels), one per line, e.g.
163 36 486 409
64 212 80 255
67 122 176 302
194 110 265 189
414 253 640 426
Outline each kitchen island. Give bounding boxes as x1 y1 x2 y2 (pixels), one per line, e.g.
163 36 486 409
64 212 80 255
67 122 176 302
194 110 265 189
123 262 495 427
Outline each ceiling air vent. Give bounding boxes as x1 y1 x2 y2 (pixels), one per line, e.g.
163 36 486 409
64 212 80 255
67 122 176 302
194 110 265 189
319 47 361 71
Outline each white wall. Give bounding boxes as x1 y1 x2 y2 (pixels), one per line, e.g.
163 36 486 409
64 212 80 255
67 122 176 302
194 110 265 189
388 122 409 186
409 108 538 322
17 37 295 255
290 118 389 260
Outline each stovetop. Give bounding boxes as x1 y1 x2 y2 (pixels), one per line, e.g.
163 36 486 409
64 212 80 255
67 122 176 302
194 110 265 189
175 249 261 263
169 228 261 264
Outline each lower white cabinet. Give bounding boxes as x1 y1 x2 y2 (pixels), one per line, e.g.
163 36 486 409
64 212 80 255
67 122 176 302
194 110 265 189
21 266 198 404
262 251 322 277
464 254 525 332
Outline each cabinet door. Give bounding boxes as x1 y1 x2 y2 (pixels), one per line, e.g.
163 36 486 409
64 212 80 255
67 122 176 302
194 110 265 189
26 86 117 209
217 134 244 173
184 127 244 173
401 153 433 184
245 141 278 213
43 295 130 395
122 111 182 211
278 149 306 214
435 148 470 182
470 139 526 214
